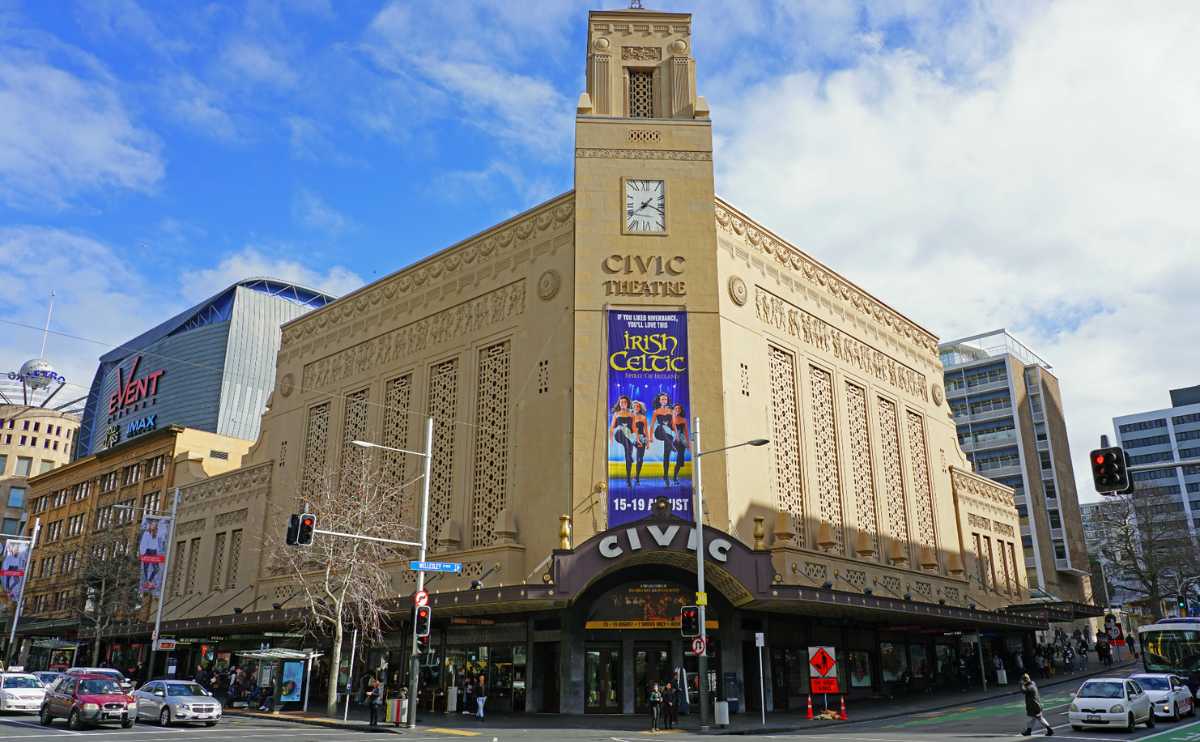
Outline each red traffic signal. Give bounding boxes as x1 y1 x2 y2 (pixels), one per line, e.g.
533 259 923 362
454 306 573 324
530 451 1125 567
415 605 432 637
1090 447 1131 494
296 513 316 545
680 605 700 637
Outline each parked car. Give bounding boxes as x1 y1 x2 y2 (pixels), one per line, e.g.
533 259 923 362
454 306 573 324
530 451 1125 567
0 673 47 713
1069 677 1155 732
39 673 135 729
1131 673 1196 721
133 680 221 727
33 671 63 690
63 667 134 693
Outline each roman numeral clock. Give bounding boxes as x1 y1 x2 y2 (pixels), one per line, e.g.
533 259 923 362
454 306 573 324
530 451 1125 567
623 178 666 235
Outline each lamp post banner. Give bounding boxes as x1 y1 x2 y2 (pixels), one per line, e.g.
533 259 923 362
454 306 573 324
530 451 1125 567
1 540 31 602
138 515 172 594
606 309 693 526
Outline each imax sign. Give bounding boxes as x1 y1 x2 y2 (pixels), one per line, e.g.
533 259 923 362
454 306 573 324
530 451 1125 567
126 414 157 438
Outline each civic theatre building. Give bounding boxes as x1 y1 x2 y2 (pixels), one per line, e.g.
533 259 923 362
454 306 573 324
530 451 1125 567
140 7 1064 717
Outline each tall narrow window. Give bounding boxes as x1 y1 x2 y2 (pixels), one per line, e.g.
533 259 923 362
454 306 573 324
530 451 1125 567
629 70 653 118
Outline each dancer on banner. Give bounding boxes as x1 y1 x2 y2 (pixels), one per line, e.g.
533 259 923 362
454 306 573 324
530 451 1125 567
139 516 170 594
1 540 31 602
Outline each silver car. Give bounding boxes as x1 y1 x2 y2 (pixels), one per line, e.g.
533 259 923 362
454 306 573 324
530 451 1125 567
133 680 221 727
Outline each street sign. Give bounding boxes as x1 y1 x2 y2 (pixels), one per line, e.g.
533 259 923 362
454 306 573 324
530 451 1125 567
155 638 177 651
808 646 839 693
695 591 708 606
409 560 462 574
692 637 707 656
755 632 765 648
414 590 429 607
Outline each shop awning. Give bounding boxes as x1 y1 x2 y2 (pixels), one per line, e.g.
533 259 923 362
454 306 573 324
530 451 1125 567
31 639 80 650
233 648 322 661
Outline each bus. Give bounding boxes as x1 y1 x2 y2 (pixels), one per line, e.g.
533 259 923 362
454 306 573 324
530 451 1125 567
1139 619 1200 694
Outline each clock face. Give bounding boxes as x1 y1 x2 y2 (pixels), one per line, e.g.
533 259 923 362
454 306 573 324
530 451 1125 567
625 179 665 233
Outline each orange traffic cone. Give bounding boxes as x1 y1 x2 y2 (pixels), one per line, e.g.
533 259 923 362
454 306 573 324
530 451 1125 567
806 695 814 720
839 695 848 721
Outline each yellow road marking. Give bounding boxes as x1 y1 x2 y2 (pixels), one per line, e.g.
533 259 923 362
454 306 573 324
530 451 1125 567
425 728 481 737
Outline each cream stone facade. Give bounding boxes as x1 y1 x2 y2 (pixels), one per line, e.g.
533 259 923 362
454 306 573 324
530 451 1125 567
14 7 1059 715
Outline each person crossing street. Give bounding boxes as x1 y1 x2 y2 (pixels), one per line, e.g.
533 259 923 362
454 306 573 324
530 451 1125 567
1020 674 1054 736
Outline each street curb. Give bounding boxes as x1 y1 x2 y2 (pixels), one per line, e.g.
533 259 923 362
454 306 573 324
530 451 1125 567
223 710 403 734
716 660 1140 735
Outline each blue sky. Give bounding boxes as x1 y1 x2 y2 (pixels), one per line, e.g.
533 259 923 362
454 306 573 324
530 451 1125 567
2 0 1198 501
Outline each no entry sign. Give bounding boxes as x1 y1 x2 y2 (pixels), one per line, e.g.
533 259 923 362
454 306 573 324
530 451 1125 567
808 646 839 694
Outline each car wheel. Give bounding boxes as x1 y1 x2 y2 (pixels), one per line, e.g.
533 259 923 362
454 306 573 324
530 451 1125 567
205 721 217 727
1072 725 1083 732
1127 713 1136 732
1147 711 1156 728
68 709 84 731
160 707 171 727
1173 703 1181 722
122 718 134 729
39 707 53 726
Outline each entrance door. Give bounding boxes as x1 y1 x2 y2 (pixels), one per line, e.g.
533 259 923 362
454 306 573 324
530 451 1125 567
585 647 621 714
634 644 673 713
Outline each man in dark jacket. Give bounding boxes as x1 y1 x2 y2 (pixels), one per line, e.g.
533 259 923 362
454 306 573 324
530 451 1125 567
1020 674 1054 736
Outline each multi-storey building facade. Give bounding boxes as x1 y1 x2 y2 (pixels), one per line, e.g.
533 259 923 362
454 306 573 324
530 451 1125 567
939 330 1093 609
0 406 79 538
15 7 1059 716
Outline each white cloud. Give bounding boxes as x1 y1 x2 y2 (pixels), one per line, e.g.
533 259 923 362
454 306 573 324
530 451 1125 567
165 74 239 141
0 45 164 209
713 1 1200 502
220 40 298 89
180 246 363 303
293 188 351 235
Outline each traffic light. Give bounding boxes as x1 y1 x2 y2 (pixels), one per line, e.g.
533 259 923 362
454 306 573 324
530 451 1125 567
680 605 700 637
285 514 301 545
1090 447 1131 493
417 634 430 652
1179 596 1188 617
415 605 432 637
296 513 316 545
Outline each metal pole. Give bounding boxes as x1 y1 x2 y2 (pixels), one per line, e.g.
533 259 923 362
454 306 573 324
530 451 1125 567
692 416 709 730
407 416 434 728
6 518 40 665
976 631 987 691
304 655 312 713
344 628 358 722
151 489 180 677
758 644 765 726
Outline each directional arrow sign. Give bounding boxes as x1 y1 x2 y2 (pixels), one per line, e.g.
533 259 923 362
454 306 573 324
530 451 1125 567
409 560 463 574
414 590 429 607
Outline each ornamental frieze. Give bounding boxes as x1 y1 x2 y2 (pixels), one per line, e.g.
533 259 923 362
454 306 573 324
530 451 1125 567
950 467 1017 509
717 199 938 360
576 148 711 161
303 281 526 391
755 286 929 402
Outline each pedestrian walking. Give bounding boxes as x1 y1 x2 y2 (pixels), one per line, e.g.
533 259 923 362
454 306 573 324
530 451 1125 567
475 675 487 720
1128 634 1139 658
1020 674 1054 736
994 654 1008 685
648 682 663 732
663 681 678 728
367 677 383 727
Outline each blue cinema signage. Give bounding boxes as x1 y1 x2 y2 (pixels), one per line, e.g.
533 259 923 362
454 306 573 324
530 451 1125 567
126 414 158 438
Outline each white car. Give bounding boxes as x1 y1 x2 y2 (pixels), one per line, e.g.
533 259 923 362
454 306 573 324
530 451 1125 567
1070 677 1155 732
0 673 47 713
1131 673 1196 721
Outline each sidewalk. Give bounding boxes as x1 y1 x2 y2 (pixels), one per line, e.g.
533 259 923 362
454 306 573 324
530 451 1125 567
225 659 1139 736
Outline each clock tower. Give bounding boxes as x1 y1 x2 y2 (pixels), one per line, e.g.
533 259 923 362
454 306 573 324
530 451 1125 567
572 7 727 537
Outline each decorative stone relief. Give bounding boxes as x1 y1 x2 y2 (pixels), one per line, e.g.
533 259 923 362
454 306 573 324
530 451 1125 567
878 398 909 547
911 581 932 599
593 37 610 51
967 513 991 531
226 529 242 589
383 374 414 522
537 270 561 301
931 383 944 406
809 366 844 554
210 532 226 592
717 201 939 360
669 38 688 54
576 148 712 161
879 575 901 596
804 562 827 583
214 509 248 527
622 46 662 60
727 275 748 306
303 281 526 391
950 467 1016 508
942 586 960 603
176 518 207 537
994 521 1015 537
845 382 879 558
755 288 929 402
302 402 330 503
906 411 938 558
768 346 805 547
472 341 511 547
844 569 867 590
278 373 294 397
427 358 459 544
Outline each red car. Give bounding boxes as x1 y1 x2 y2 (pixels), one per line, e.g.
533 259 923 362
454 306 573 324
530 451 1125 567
39 673 135 729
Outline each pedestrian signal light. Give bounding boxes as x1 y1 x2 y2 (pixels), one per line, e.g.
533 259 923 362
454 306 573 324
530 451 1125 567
1179 596 1188 617
415 605 432 637
296 513 316 545
681 605 700 637
1090 447 1131 493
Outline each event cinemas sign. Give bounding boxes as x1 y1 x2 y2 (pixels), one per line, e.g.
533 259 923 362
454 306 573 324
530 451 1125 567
108 355 166 416
598 522 732 563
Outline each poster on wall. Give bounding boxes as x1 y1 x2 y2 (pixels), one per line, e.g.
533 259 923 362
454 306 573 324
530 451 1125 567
138 515 171 594
584 581 719 630
606 309 693 526
1 539 31 602
880 642 908 683
849 650 872 688
280 661 303 702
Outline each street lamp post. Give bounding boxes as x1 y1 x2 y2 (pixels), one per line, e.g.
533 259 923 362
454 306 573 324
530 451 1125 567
691 417 768 729
353 415 434 729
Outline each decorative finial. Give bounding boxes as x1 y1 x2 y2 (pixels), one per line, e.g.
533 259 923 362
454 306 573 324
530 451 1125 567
630 0 644 8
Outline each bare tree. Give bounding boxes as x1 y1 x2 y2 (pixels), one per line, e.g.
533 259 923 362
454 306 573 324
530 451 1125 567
74 528 143 666
270 459 417 716
1094 487 1200 619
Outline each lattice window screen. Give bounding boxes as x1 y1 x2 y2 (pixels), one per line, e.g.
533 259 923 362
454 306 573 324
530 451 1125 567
629 70 654 118
383 375 414 522
340 389 370 486
171 539 186 597
302 402 330 504
878 398 909 547
845 383 878 558
226 529 242 589
209 532 226 592
427 359 459 544
472 341 511 547
1006 541 1020 590
768 347 805 546
185 537 201 593
809 367 844 553
905 410 937 554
